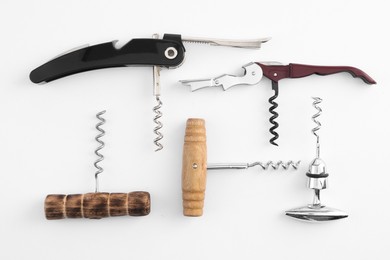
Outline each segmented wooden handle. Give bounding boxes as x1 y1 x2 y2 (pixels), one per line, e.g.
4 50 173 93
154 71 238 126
44 192 150 220
182 118 207 217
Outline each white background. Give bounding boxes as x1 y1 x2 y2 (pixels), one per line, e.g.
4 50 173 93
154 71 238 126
1 0 388 259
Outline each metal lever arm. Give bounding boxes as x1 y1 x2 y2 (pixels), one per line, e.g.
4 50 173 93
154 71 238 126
257 63 376 84
180 63 263 91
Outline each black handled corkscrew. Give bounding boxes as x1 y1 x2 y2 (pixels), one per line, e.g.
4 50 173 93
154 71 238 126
29 33 269 151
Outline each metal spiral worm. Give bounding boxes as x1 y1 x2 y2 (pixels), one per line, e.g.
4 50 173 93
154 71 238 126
94 110 106 192
247 160 301 170
153 96 163 151
312 97 322 158
268 82 279 146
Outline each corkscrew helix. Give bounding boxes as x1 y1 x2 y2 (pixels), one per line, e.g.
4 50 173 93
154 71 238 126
312 97 322 157
153 97 163 151
246 160 300 170
94 110 106 192
268 81 279 146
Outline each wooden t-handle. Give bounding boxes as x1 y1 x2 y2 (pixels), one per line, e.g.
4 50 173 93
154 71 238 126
44 192 150 220
182 118 207 217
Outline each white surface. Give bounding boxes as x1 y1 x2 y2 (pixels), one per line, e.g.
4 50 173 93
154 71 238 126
0 0 388 259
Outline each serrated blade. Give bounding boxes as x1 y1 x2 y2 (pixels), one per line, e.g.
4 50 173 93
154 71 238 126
182 36 271 49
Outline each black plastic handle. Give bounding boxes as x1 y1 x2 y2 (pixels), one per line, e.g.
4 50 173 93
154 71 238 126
30 34 186 83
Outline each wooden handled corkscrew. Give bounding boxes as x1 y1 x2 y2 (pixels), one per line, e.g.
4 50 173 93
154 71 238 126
44 111 151 220
182 118 300 217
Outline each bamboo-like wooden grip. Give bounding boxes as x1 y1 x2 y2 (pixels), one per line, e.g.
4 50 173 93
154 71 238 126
44 192 150 220
182 118 207 217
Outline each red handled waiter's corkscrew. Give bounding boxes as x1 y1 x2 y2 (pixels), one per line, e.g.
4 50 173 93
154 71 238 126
181 62 376 146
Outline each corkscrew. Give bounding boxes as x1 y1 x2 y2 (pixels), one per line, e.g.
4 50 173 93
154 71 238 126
94 110 106 192
29 33 269 151
285 98 348 222
181 62 376 146
181 118 300 217
44 111 151 220
153 96 163 151
152 35 164 151
268 81 279 145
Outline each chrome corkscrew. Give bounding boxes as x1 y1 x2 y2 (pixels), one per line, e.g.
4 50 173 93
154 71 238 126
94 110 106 192
312 97 322 157
285 97 348 222
153 96 163 151
152 34 164 151
246 160 300 170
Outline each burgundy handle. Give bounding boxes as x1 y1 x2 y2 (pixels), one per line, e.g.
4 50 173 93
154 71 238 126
257 63 376 84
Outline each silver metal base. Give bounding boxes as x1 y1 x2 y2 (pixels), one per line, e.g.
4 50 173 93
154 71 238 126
285 205 348 222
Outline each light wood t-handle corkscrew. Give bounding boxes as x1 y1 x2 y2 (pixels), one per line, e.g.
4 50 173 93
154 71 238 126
182 118 208 217
182 118 300 217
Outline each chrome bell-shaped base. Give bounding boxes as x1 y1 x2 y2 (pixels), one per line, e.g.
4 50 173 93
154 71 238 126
285 204 348 222
286 189 348 222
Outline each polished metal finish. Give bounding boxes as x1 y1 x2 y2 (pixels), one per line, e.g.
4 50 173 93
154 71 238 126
152 34 163 152
152 64 163 151
208 160 300 170
307 158 328 190
94 110 106 193
285 97 348 222
208 163 248 170
153 96 163 152
312 97 322 158
164 47 178 60
180 62 263 91
286 205 348 222
182 36 271 49
152 33 161 97
306 98 327 189
258 61 285 66
153 65 161 96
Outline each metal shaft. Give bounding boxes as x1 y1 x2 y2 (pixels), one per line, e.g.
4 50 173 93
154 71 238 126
313 189 321 206
207 163 249 170
153 65 161 96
